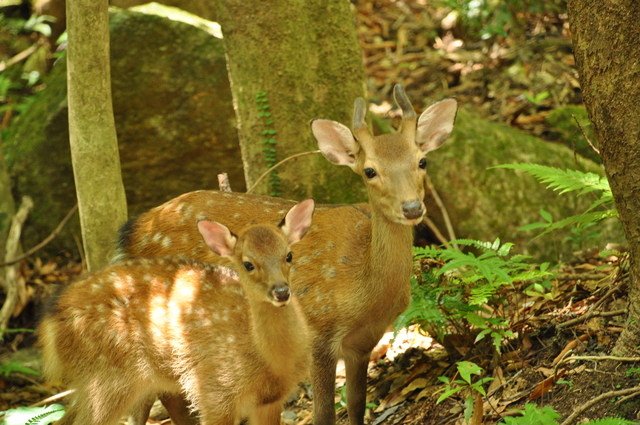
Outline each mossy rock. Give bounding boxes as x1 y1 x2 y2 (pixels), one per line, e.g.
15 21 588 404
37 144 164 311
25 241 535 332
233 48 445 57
426 109 624 261
3 6 241 258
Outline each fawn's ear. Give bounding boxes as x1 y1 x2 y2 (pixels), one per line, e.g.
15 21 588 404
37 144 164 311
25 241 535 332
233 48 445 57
280 198 315 246
197 220 237 258
311 119 360 168
416 98 458 153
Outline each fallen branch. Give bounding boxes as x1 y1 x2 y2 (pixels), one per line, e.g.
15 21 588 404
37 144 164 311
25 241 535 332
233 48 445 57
0 196 34 337
558 282 624 329
560 385 640 425
0 44 39 72
246 150 321 194
0 204 78 268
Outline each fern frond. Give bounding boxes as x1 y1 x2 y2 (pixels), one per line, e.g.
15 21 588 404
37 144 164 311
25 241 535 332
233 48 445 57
493 164 610 195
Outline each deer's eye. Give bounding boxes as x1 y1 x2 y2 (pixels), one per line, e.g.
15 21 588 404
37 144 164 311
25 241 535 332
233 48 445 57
419 158 428 169
286 252 293 262
243 262 254 271
364 168 377 179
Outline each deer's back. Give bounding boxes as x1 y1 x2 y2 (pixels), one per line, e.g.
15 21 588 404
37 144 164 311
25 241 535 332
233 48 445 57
116 191 376 333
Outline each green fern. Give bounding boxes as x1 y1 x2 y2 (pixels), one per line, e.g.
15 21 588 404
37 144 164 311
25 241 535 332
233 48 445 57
398 238 552 351
0 404 65 425
493 164 610 195
493 164 617 240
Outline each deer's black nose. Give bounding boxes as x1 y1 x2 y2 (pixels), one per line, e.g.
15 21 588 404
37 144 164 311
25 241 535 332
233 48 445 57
272 284 291 303
402 201 424 220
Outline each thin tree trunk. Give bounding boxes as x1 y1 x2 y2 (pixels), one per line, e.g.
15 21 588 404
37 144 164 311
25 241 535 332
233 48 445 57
216 0 367 203
566 1 640 355
67 0 128 271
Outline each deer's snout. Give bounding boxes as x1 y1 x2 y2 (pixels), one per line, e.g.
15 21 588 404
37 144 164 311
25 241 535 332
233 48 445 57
271 284 291 305
402 201 424 220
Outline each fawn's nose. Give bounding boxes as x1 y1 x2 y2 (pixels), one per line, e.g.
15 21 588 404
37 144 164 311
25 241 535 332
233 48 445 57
402 201 424 220
272 284 291 303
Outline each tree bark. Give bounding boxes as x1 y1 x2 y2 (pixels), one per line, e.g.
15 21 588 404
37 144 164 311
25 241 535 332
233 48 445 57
566 1 640 355
67 0 128 271
216 0 368 203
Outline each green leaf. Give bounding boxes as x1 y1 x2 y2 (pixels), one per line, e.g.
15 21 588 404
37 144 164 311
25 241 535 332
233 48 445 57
539 208 553 223
457 361 483 384
0 361 40 377
1 404 65 425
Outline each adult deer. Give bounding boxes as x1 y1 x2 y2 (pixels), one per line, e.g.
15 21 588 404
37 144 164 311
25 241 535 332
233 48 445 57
116 84 457 425
39 199 315 425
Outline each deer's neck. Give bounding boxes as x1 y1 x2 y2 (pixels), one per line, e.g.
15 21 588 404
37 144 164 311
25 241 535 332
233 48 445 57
362 206 414 295
248 298 307 373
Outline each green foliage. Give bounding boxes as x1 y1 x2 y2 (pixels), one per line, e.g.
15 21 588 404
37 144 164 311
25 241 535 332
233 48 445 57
397 238 551 351
493 164 617 241
0 361 39 377
0 404 65 425
437 0 566 40
523 91 550 106
256 91 281 197
436 361 493 421
500 403 635 425
502 403 562 425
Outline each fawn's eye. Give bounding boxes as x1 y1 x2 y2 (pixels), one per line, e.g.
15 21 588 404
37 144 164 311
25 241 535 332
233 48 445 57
286 252 293 262
243 262 254 271
364 168 377 179
419 158 428 169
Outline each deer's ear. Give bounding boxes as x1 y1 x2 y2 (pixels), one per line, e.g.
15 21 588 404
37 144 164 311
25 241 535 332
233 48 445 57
416 98 457 153
311 119 359 168
197 221 237 258
280 198 315 246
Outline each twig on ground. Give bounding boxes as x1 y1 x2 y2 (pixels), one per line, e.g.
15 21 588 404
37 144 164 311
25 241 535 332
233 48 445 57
0 44 39 72
217 172 233 192
0 204 78 268
558 282 625 329
556 355 640 368
28 389 75 408
247 150 321 194
560 385 640 425
424 175 457 250
0 196 34 337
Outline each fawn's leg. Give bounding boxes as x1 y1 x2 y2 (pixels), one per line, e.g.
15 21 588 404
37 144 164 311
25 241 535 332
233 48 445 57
248 402 283 425
127 393 155 425
160 393 199 425
59 380 138 425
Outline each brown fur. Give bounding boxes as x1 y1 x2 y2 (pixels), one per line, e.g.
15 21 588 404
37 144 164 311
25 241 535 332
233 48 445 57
115 85 457 425
40 215 312 425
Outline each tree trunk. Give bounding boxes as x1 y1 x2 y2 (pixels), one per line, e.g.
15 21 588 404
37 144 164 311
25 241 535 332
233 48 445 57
67 0 128 271
566 1 640 355
216 0 368 203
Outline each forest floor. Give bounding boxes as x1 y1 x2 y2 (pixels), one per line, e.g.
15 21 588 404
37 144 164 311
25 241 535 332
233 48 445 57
1 1 639 425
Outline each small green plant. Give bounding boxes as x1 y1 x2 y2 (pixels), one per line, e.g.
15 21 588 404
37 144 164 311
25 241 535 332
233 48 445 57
0 404 65 425
396 238 552 351
0 361 39 377
523 91 550 106
256 91 281 197
493 164 617 240
500 403 635 425
436 361 493 422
